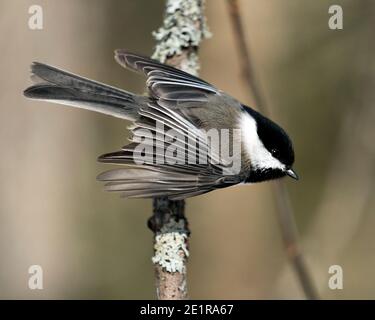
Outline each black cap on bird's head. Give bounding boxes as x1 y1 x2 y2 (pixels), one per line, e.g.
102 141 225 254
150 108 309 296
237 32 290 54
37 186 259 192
242 107 298 183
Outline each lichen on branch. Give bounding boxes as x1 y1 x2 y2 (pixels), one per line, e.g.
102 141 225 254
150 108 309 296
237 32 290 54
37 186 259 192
152 218 189 273
152 0 211 75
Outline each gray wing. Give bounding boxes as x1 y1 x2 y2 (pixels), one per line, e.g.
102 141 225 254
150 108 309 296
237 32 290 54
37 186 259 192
98 101 243 200
115 50 219 101
114 50 244 131
98 51 245 199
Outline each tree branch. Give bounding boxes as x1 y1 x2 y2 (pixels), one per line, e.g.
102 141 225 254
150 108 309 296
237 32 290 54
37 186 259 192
227 0 318 299
148 0 210 300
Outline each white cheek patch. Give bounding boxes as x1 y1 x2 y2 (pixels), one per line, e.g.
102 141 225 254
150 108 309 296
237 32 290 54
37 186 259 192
240 113 285 171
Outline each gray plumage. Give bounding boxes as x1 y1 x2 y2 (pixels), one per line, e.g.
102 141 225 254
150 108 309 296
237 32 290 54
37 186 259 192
24 50 248 199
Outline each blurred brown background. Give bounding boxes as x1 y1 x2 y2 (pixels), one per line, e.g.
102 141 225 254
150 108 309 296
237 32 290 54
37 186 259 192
0 0 374 299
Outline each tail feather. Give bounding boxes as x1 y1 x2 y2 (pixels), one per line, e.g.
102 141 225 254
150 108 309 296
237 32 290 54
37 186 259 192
24 84 136 119
30 62 130 98
24 62 145 120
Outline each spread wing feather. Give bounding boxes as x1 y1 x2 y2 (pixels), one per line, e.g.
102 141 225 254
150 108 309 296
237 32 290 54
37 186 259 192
114 50 219 101
97 52 244 199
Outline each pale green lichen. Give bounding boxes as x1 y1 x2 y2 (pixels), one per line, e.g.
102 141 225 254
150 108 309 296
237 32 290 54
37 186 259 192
152 0 211 75
152 218 189 273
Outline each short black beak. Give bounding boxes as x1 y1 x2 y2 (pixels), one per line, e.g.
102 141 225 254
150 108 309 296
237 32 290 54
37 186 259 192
286 168 299 180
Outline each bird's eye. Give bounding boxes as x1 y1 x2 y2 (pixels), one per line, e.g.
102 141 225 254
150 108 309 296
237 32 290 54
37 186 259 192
271 148 280 158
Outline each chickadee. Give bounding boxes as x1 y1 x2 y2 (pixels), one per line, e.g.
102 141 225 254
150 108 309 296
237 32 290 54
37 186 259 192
24 50 298 200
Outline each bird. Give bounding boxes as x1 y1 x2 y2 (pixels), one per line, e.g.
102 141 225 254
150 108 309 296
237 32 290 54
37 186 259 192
24 50 298 200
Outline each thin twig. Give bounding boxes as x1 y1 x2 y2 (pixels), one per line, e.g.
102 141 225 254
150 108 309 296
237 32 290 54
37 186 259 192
148 0 211 300
227 0 318 299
